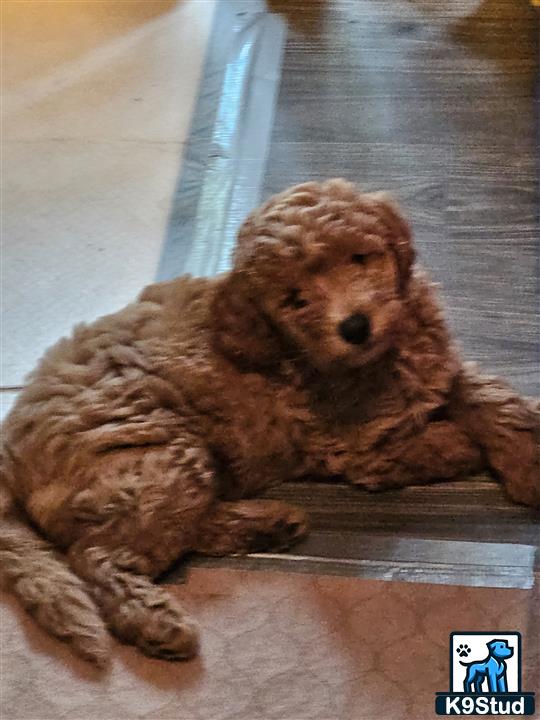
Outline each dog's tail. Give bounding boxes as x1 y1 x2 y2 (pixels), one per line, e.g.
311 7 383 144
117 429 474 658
0 485 110 667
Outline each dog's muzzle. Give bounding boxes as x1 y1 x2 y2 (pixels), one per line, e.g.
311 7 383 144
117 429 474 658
338 313 371 345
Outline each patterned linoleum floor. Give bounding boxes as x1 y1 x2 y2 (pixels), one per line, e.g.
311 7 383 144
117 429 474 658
2 569 539 720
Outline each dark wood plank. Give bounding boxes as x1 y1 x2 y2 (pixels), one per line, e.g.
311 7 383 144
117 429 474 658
262 0 538 395
260 479 540 546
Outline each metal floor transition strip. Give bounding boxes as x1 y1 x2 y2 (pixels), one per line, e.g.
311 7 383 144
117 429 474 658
183 535 537 590
157 0 285 281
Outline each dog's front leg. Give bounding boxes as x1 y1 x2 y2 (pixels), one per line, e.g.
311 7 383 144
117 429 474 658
193 499 309 556
486 666 500 693
463 671 476 694
448 363 540 508
346 420 483 492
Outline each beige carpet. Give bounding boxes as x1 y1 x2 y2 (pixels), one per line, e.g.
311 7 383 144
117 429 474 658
1 568 538 720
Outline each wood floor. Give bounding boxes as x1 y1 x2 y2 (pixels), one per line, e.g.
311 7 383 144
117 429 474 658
264 0 539 395
170 0 540 587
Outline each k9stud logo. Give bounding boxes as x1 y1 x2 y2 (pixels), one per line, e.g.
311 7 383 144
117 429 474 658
435 632 535 715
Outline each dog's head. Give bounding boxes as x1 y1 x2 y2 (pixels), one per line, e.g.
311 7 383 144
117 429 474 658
213 179 415 371
488 640 514 660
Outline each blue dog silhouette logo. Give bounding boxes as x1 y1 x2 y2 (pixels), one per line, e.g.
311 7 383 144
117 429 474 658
435 632 535 715
460 638 513 693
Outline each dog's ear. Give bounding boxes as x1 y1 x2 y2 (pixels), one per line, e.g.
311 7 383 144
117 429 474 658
211 270 282 370
368 192 415 293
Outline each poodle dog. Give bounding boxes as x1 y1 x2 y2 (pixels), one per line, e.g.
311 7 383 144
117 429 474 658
460 640 514 693
1 179 538 666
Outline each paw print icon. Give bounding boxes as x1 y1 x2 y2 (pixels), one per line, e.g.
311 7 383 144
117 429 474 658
456 644 471 658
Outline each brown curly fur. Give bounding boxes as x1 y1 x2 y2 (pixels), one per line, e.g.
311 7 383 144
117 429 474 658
1 179 538 666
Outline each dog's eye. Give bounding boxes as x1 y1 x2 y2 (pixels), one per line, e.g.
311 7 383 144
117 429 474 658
351 253 368 265
283 288 308 310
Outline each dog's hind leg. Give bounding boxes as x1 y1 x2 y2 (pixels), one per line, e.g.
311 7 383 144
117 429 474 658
474 678 484 693
66 437 215 659
463 669 475 693
69 541 201 660
192 500 309 556
449 363 540 508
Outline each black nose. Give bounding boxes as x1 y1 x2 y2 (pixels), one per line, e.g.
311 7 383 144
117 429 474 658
338 313 371 345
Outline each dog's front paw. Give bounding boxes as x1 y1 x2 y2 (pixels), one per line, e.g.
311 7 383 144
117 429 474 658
489 402 540 509
504 465 540 509
249 507 309 552
500 434 540 509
